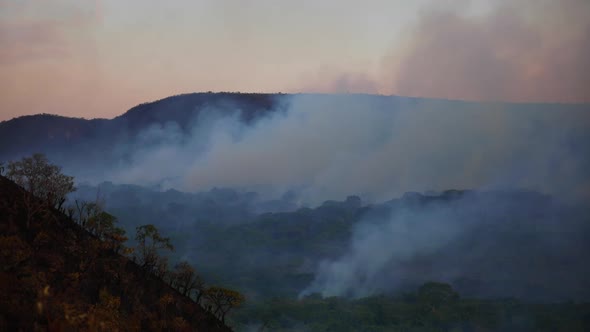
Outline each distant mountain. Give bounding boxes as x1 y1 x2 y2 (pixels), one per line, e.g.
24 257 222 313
2 92 587 175
0 92 587 160
0 92 283 173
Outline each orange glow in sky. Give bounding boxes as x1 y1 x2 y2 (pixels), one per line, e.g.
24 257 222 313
1 0 588 120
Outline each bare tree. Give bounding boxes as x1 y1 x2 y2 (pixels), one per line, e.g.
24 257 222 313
205 286 244 323
171 261 205 303
134 224 174 274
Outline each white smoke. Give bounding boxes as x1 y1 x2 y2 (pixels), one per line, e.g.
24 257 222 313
105 94 590 205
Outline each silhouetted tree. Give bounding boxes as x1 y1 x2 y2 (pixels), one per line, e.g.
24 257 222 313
89 211 127 252
153 256 169 280
7 153 74 211
171 261 205 302
6 153 75 226
134 224 173 273
205 286 244 323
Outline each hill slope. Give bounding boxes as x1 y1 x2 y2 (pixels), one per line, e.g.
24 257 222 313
0 175 232 331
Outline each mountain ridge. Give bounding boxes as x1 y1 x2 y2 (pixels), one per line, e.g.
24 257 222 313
5 91 590 123
1 92 588 191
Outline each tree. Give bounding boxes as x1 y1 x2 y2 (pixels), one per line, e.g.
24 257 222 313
6 153 75 226
153 256 169 280
88 211 128 253
205 286 244 323
73 200 100 227
417 282 460 331
105 225 128 255
171 261 205 302
7 153 75 211
70 198 128 253
417 282 459 308
134 224 174 273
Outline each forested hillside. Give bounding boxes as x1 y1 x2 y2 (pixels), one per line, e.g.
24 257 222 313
0 156 240 331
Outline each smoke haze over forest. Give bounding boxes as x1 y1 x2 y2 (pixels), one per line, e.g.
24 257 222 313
2 1 590 330
94 95 589 205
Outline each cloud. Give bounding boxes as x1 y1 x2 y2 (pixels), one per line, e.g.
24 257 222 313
0 21 68 65
388 0 590 103
0 0 97 65
293 67 380 94
301 0 590 103
0 1 103 119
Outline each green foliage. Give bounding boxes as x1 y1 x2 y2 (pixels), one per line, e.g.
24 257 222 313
417 282 459 307
413 282 462 330
231 286 590 332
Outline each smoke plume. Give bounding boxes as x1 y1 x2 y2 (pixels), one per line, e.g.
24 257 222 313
389 0 590 102
301 191 590 300
300 0 590 103
104 94 590 205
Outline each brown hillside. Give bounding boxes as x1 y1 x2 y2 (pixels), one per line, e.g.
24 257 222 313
0 175 232 331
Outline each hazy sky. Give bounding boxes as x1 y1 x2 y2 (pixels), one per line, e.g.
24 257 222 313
1 0 589 120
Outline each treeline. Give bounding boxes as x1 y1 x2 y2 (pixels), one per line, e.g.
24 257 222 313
1 153 243 328
233 283 590 332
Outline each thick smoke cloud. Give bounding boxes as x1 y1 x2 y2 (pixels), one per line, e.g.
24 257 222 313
106 94 590 206
302 199 470 298
0 0 97 65
296 0 590 103
293 67 379 94
389 0 590 102
107 106 247 188
301 191 590 300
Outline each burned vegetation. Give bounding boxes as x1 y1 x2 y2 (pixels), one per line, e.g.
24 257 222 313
0 154 242 331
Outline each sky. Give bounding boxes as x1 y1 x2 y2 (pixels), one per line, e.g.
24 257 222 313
0 0 589 120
